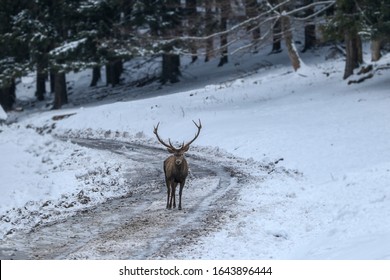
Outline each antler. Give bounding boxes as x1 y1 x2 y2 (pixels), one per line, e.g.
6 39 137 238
153 122 178 151
153 120 202 152
182 119 202 149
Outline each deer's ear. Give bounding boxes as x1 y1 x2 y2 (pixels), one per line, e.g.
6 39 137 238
167 148 176 153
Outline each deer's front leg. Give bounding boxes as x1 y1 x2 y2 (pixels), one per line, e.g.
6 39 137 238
172 182 178 208
178 180 185 210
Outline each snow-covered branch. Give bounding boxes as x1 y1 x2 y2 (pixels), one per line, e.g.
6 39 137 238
50 38 88 57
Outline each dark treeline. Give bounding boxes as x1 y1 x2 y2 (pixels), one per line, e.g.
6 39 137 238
1 0 389 111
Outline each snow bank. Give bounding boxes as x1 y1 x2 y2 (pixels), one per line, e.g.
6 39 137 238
0 125 130 238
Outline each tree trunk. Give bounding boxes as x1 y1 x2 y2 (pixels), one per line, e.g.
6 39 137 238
217 0 230 67
204 1 215 62
161 53 181 84
90 66 101 87
341 0 362 79
53 71 68 109
301 0 316 52
106 59 123 87
371 38 382 62
36 52 49 100
186 0 198 63
49 69 56 93
302 22 316 52
244 0 261 51
36 71 46 101
0 79 16 111
281 14 301 71
36 60 47 101
35 53 49 101
271 19 282 53
343 31 362 79
106 63 113 86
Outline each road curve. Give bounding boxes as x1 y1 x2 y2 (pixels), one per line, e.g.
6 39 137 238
0 138 249 259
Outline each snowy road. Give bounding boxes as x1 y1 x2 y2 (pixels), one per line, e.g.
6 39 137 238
0 138 256 259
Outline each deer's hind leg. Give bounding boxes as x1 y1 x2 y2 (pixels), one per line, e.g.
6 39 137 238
165 178 171 209
178 180 185 210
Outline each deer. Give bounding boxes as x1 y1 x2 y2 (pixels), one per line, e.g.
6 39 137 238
153 120 202 210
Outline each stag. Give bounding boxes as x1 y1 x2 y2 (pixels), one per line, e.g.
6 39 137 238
153 120 202 210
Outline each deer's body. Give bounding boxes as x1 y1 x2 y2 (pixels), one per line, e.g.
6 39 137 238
163 155 188 210
153 120 202 210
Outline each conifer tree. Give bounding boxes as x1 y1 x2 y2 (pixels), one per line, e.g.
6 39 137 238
131 0 183 83
359 0 390 61
0 0 31 110
325 0 363 79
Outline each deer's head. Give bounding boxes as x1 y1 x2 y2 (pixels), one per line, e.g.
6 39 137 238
153 120 202 165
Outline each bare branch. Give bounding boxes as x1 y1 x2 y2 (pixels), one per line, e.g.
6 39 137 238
288 1 336 21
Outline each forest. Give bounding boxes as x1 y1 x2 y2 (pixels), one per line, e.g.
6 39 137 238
1 0 389 111
1 0 390 263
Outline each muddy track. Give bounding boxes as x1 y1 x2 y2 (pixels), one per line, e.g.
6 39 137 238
0 138 250 259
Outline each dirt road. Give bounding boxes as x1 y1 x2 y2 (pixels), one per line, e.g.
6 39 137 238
0 138 257 259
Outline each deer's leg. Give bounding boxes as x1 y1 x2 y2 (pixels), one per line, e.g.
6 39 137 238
166 178 171 209
178 180 185 210
172 182 178 208
168 180 176 209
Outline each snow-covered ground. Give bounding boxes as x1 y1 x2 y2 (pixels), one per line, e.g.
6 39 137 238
1 47 390 259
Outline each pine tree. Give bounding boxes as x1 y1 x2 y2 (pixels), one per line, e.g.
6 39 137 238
325 0 363 79
11 5 56 100
0 0 31 110
131 0 183 83
359 0 390 61
300 0 317 52
78 0 120 86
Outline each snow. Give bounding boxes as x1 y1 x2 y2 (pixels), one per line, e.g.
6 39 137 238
1 47 390 259
0 105 7 121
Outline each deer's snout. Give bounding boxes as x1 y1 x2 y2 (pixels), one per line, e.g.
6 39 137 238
175 158 182 165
